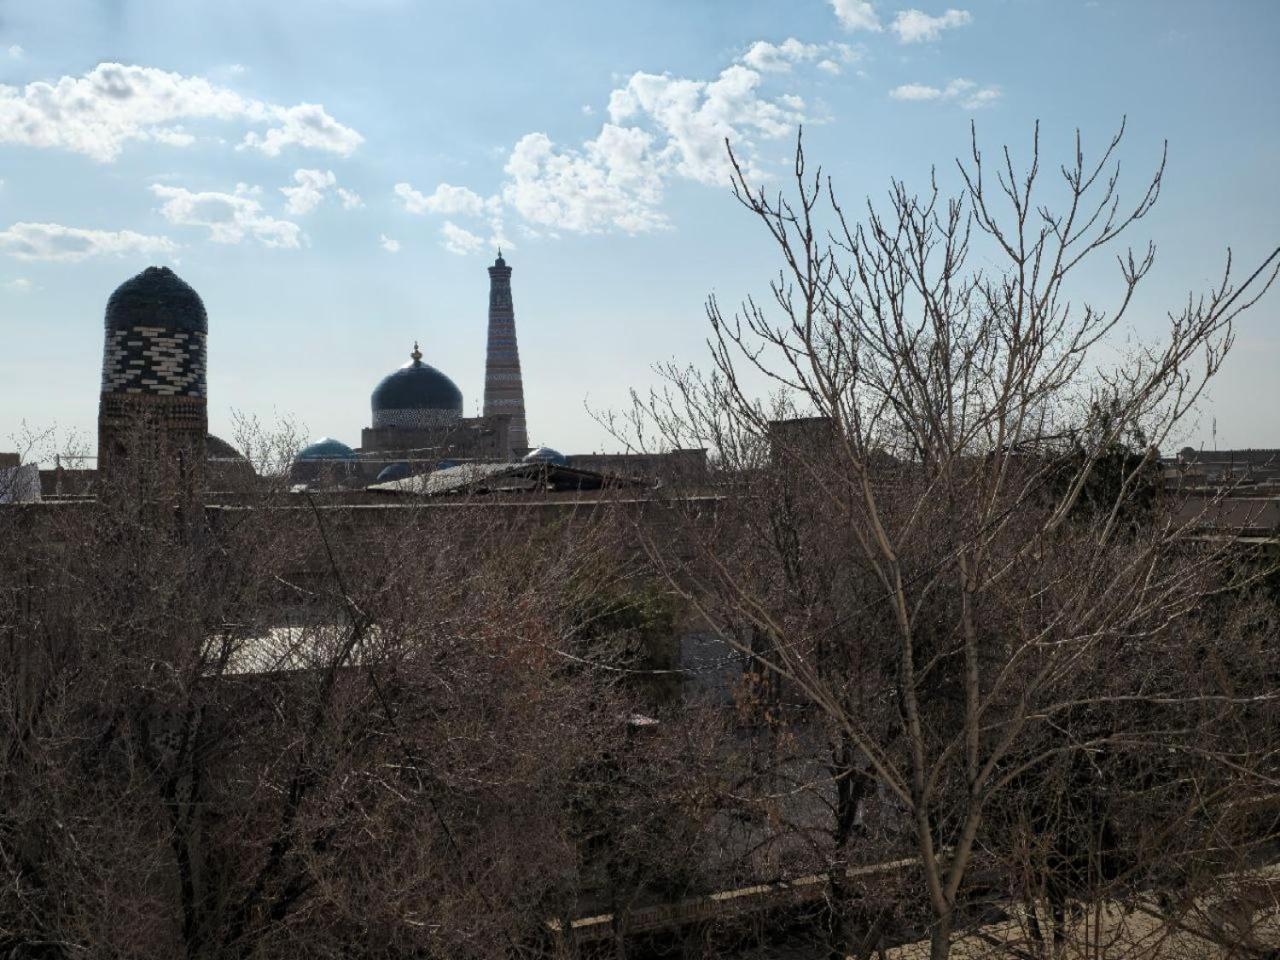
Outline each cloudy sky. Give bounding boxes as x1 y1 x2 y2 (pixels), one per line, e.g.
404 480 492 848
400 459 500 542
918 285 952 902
2 0 1277 458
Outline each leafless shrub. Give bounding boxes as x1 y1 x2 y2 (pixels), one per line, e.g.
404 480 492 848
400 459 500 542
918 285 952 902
0 426 722 958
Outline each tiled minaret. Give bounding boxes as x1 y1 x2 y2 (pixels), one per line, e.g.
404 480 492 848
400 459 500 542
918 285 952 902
482 251 528 455
98 266 208 481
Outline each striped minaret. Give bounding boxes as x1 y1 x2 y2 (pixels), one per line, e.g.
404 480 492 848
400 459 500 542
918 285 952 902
482 251 528 455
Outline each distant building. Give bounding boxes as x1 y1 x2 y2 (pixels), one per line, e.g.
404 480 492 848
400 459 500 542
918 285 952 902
357 341 514 467
1171 447 1280 487
33 254 702 495
767 416 838 466
566 449 708 483
296 252 531 484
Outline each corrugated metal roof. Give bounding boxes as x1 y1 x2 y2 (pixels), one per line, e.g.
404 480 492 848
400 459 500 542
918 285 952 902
366 460 644 497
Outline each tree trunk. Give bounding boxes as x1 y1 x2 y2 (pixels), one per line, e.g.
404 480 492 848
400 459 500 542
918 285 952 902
929 911 953 960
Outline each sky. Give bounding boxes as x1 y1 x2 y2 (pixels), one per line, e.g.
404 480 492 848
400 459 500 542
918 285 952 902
1 0 1277 460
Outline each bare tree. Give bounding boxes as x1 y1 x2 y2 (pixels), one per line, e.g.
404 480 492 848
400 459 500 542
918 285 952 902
620 123 1280 958
0 422 724 958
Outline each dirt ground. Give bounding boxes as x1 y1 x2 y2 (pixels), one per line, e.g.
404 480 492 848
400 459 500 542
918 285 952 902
886 866 1280 959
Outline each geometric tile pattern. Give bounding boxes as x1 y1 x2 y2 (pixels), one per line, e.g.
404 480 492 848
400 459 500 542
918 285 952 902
372 406 461 430
99 393 206 427
102 325 207 397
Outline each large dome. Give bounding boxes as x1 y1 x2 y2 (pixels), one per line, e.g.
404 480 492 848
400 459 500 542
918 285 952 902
371 343 463 430
105 266 207 333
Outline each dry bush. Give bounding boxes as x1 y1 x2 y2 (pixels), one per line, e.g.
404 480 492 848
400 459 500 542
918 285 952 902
0 429 723 959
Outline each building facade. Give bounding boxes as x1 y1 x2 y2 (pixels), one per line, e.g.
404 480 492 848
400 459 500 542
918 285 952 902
351 341 514 482
81 256 700 492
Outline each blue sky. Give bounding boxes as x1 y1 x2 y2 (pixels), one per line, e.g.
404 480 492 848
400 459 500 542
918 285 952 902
2 0 1277 459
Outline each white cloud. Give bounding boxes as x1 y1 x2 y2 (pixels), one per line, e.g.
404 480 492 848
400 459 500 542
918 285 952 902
0 63 362 162
392 183 431 213
960 86 1001 108
4 277 33 291
419 52 815 237
582 104 595 116
440 221 485 256
280 168 336 215
742 39 861 76
608 64 805 185
502 126 668 234
830 0 882 31
379 234 400 253
890 83 943 101
151 183 302 248
149 127 196 147
394 181 500 218
279 169 362 214
890 77 1000 108
396 181 508 249
7 45 23 60
891 8 972 43
489 220 513 252
239 102 363 158
742 38 822 73
0 222 176 262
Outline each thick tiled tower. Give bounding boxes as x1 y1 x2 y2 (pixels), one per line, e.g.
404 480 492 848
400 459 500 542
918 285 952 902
98 266 208 482
482 252 528 455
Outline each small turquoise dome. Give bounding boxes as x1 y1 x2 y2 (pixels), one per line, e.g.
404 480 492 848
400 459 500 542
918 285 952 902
523 446 567 466
298 437 357 461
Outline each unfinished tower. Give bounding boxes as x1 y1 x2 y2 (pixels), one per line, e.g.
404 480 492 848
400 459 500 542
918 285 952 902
98 266 208 483
482 252 528 455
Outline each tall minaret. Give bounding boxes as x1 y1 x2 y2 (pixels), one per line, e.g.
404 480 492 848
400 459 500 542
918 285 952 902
482 251 528 455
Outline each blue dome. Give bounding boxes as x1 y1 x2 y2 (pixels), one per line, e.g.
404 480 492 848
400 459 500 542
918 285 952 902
297 437 357 461
371 344 463 428
523 445 567 466
375 462 411 483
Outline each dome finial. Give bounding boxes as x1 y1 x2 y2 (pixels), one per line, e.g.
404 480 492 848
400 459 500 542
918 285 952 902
411 341 422 363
